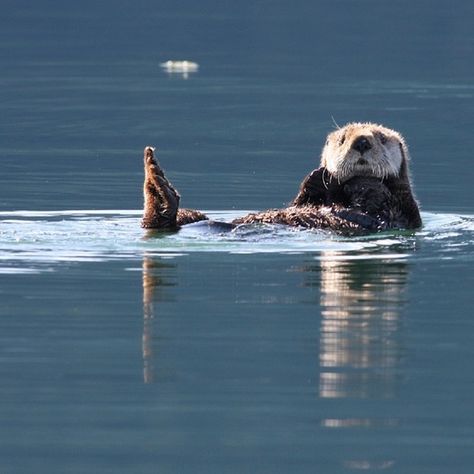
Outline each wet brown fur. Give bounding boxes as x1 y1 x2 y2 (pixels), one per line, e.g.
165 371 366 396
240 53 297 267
231 205 365 232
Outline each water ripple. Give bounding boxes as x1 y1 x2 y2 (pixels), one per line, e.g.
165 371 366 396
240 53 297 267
0 210 473 273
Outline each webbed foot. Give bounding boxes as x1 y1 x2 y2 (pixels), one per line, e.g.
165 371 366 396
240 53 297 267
141 146 180 229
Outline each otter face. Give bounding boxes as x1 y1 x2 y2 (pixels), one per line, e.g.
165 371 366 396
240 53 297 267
321 123 407 182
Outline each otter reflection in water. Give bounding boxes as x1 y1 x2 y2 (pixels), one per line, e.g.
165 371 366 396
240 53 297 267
311 253 409 469
316 253 408 401
142 253 176 384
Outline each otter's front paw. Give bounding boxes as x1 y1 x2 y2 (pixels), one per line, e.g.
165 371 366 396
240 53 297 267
292 167 332 206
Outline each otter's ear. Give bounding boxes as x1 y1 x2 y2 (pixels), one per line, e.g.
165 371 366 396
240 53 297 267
320 132 334 168
320 142 329 168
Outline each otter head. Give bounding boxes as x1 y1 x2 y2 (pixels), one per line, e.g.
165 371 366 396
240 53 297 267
321 123 410 183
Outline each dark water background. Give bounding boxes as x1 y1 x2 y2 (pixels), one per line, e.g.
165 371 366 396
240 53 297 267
1 1 473 473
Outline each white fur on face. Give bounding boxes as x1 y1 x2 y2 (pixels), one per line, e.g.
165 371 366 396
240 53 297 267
321 123 405 182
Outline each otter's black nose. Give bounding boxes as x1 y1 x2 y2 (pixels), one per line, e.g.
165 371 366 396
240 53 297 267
352 136 372 154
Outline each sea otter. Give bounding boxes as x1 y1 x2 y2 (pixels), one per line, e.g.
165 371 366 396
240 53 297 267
141 123 421 234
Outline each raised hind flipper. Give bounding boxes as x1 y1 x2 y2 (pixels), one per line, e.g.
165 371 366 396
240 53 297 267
141 146 208 229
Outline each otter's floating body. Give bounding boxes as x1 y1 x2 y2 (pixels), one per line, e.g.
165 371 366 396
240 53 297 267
141 123 422 234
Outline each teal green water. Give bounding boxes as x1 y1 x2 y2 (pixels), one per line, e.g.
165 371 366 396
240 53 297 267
1 1 474 473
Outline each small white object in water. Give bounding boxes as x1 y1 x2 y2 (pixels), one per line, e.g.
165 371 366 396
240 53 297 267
160 60 199 74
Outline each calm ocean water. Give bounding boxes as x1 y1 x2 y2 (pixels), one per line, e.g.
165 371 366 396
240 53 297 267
1 1 473 473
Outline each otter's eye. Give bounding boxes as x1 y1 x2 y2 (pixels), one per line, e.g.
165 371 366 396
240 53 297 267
379 133 388 145
339 134 346 145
